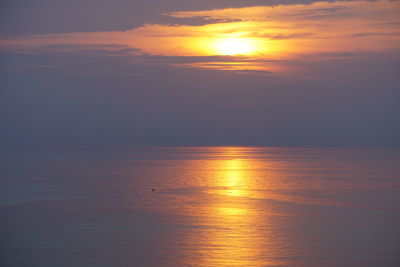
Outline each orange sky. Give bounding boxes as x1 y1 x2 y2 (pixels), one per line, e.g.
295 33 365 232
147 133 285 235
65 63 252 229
1 0 399 74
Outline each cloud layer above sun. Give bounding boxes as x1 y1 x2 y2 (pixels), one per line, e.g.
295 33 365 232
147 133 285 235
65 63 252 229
1 0 399 74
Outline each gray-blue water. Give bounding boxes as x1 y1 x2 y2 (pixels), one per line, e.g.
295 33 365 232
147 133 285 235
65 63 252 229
1 147 400 266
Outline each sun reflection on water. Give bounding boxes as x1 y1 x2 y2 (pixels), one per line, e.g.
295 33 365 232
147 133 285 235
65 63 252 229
188 147 279 266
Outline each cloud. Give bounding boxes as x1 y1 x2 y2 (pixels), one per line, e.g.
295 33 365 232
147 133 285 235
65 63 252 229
252 32 316 40
0 0 399 74
349 32 400 37
1 0 365 35
152 15 243 26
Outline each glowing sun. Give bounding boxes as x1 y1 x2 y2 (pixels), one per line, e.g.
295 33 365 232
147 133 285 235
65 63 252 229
214 37 257 55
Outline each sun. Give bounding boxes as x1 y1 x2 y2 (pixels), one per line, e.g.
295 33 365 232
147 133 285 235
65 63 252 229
213 37 257 55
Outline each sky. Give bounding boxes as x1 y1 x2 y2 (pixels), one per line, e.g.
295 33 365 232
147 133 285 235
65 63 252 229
0 0 399 148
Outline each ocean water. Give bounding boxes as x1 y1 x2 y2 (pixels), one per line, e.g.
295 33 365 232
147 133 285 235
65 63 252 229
1 147 399 267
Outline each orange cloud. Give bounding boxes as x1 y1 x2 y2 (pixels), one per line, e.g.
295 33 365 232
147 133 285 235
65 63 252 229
1 0 399 74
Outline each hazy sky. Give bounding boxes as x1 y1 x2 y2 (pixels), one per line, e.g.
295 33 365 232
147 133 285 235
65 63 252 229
1 0 399 148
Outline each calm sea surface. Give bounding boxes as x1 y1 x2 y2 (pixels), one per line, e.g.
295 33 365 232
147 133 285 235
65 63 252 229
1 147 400 266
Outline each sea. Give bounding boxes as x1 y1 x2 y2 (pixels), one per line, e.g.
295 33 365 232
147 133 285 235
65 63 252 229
1 147 399 266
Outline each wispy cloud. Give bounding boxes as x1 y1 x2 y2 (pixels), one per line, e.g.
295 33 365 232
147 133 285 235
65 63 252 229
153 15 243 27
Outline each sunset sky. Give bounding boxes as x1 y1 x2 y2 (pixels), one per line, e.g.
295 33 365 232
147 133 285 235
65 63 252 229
1 0 399 147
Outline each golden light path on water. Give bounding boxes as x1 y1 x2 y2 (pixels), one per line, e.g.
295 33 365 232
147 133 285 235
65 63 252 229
157 147 375 266
176 147 286 266
197 156 267 266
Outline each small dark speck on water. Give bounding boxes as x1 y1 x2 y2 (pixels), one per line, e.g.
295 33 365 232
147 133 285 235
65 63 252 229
152 188 155 191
